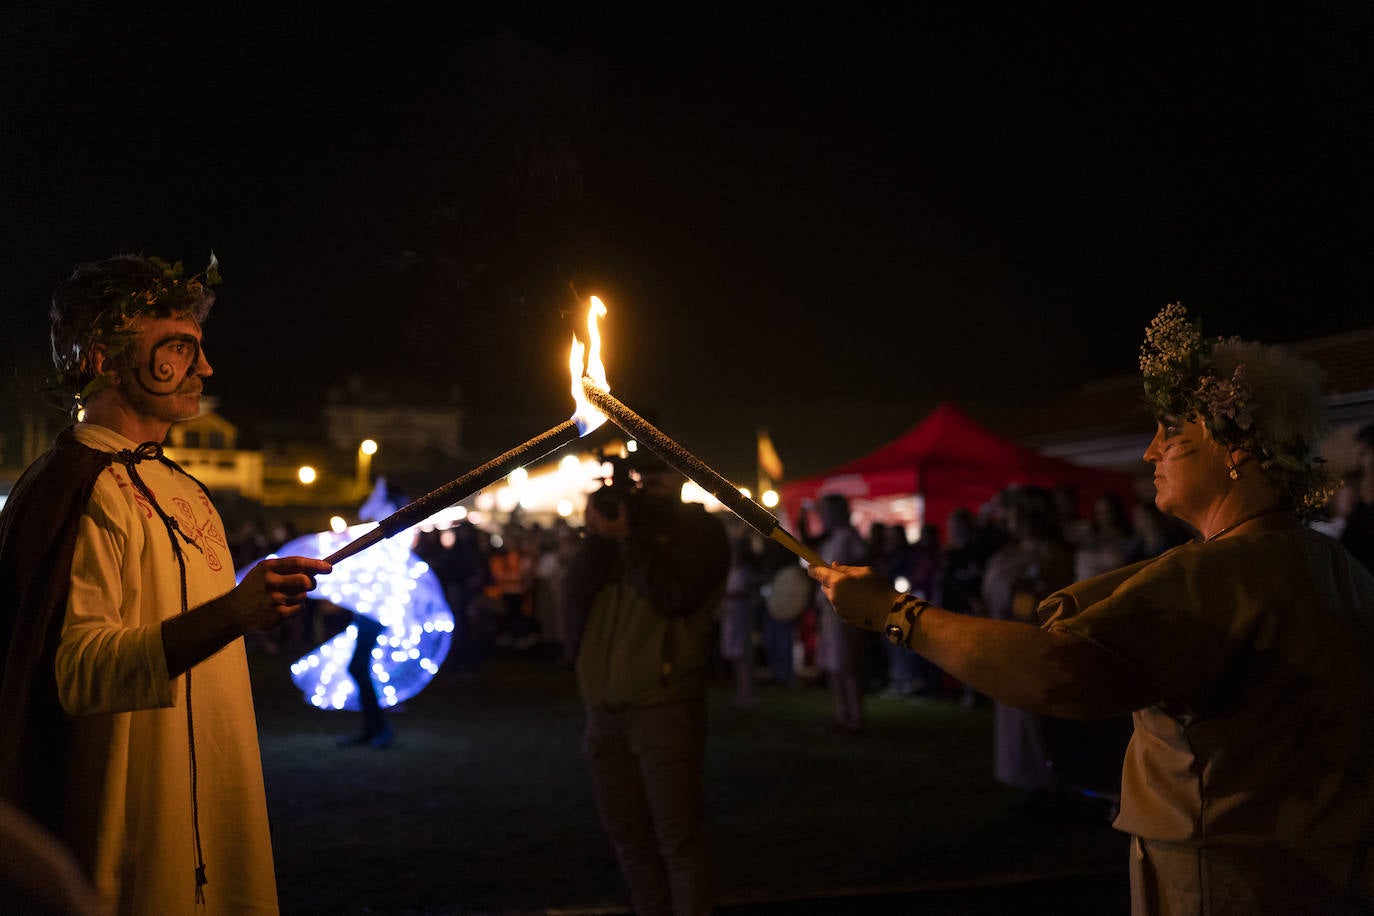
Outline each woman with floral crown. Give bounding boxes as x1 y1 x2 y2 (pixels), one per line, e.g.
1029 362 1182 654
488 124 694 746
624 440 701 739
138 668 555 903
811 304 1374 914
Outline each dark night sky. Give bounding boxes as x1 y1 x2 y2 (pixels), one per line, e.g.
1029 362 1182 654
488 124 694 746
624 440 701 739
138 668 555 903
3 5 1371 483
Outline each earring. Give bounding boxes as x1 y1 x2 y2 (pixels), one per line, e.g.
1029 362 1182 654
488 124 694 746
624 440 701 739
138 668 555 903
1227 464 1239 480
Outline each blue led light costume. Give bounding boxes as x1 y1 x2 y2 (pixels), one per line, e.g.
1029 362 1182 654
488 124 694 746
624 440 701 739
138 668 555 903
245 523 454 711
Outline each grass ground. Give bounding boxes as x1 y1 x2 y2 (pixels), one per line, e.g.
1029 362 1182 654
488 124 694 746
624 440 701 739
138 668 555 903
251 648 1129 915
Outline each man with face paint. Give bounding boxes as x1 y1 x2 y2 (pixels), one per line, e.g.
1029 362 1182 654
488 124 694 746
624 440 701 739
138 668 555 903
0 254 331 915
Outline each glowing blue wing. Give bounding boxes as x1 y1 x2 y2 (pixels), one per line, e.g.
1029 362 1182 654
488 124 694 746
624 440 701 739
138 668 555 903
245 524 455 711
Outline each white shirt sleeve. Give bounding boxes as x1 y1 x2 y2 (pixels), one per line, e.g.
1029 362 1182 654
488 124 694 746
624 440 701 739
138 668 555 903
54 474 175 715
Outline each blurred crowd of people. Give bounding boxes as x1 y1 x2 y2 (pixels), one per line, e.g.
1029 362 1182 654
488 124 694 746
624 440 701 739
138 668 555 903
225 416 1374 703
771 486 1190 708
222 479 1199 705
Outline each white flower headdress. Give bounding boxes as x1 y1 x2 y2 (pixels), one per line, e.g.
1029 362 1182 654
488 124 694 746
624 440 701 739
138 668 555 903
1140 303 1335 513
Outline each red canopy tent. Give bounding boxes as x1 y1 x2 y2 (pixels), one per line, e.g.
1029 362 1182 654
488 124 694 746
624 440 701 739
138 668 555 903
780 402 1138 536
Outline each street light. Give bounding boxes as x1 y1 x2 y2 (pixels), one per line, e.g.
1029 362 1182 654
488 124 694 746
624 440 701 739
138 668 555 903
298 465 317 485
357 439 378 495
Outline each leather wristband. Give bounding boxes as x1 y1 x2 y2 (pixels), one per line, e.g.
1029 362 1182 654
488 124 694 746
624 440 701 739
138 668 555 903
883 593 932 647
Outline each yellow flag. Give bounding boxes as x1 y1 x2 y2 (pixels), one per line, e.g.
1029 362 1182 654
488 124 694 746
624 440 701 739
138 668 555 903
757 428 784 483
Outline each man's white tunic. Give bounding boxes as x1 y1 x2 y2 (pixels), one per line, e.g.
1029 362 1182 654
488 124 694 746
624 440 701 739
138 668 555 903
56 423 277 914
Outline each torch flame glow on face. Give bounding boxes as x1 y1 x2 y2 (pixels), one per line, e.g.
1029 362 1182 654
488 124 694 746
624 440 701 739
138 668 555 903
570 295 611 435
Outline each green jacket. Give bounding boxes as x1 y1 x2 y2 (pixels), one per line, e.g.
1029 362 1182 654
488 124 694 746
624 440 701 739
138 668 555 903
570 501 728 708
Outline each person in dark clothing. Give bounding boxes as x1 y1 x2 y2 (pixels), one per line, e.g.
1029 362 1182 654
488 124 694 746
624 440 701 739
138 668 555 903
757 538 804 687
335 480 410 748
434 520 492 680
1340 423 1374 573
565 449 729 916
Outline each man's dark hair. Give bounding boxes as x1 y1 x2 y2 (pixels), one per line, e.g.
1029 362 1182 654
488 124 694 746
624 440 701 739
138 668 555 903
50 253 216 389
1356 423 1374 450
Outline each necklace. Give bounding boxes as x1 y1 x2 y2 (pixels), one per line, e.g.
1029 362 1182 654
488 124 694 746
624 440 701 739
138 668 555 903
1203 507 1290 543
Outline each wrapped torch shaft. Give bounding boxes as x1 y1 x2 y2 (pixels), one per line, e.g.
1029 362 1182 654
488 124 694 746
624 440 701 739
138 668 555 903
324 420 583 565
581 380 826 567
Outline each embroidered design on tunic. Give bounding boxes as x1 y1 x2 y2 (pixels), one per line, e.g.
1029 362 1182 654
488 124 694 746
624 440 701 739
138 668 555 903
170 494 226 572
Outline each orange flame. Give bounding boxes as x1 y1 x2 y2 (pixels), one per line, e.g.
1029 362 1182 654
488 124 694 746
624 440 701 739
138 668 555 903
569 296 610 435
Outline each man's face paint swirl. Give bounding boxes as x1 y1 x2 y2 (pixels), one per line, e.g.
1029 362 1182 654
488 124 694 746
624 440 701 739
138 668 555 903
108 316 213 432
133 333 204 398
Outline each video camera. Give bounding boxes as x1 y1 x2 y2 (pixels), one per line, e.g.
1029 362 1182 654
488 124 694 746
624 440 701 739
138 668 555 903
588 450 643 522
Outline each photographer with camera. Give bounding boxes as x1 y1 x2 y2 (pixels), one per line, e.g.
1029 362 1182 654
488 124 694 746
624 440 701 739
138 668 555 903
565 448 729 916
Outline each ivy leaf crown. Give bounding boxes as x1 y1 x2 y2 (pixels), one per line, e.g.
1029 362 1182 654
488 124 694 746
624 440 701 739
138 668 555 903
52 252 221 409
100 253 221 337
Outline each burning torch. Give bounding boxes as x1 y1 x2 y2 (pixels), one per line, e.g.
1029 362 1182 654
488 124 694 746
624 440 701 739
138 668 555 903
322 302 611 565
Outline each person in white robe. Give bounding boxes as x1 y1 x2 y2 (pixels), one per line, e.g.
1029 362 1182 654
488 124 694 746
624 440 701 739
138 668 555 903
1 254 331 914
